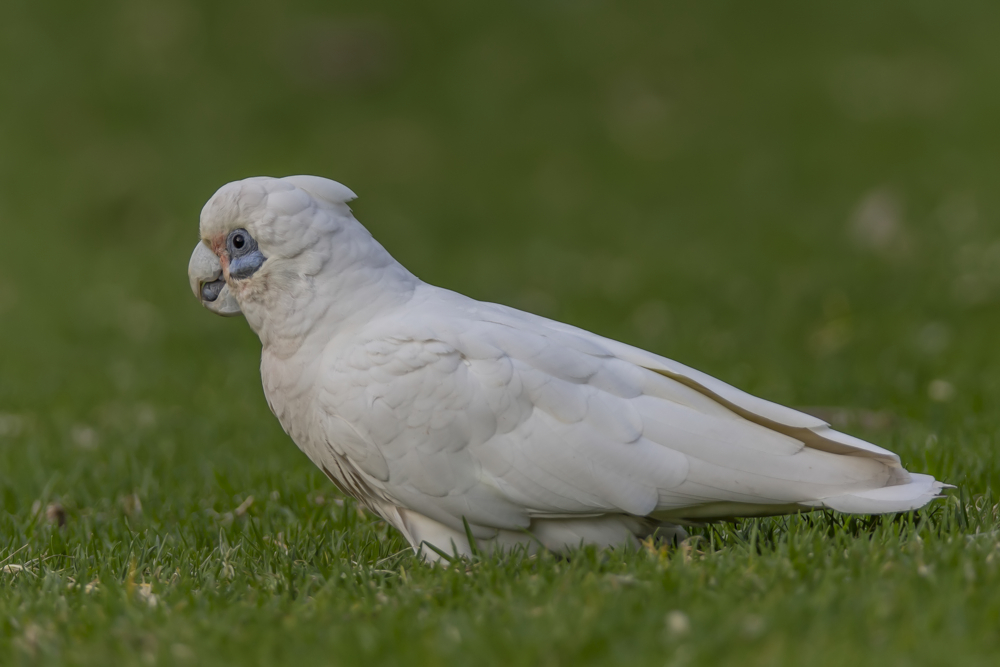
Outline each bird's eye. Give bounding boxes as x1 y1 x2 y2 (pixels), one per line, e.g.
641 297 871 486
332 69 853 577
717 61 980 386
227 229 256 256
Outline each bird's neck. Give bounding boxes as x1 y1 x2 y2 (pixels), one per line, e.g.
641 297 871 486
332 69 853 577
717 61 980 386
242 235 420 360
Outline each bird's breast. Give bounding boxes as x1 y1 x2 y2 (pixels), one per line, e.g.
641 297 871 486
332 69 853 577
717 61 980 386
260 350 321 443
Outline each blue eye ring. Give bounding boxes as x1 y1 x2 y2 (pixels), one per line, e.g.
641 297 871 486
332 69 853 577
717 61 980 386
226 228 266 280
227 228 258 257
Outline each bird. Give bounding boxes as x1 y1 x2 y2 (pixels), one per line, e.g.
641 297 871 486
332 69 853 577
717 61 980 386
188 175 947 561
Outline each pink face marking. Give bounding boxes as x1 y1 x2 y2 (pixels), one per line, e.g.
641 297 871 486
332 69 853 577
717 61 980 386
210 234 230 277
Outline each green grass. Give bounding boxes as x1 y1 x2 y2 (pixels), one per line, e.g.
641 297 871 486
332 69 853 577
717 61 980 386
3 0 1000 664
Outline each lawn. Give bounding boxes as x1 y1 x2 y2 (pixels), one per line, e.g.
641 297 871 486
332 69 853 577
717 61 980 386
2 1 1000 665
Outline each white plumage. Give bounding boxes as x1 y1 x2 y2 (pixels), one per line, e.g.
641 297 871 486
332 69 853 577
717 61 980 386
188 175 947 560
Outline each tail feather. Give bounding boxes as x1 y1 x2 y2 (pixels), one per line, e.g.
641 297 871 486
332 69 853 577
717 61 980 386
801 473 951 514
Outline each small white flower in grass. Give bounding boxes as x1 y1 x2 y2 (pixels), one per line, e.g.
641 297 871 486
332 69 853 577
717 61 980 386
849 188 907 255
136 583 158 608
928 379 955 402
171 644 195 661
136 404 157 428
742 615 766 639
665 610 691 637
70 424 99 450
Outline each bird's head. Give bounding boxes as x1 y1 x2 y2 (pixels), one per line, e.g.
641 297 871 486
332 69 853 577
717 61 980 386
188 175 416 347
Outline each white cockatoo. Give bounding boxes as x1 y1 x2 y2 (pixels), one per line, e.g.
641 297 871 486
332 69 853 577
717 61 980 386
188 175 947 560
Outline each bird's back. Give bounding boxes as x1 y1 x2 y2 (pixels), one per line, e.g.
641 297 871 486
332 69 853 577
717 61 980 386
278 282 945 557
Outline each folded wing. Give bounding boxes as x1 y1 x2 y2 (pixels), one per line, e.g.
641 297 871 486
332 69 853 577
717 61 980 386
309 297 945 539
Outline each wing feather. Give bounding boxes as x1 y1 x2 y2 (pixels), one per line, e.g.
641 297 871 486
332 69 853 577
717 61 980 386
303 294 937 536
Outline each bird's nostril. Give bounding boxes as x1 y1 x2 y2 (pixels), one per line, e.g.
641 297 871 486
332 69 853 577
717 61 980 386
201 279 226 302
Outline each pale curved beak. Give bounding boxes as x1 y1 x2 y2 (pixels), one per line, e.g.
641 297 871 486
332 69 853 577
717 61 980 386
188 242 242 317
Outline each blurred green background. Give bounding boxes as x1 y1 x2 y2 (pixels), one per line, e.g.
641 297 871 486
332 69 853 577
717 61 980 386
5 0 1000 449
2 1 1000 664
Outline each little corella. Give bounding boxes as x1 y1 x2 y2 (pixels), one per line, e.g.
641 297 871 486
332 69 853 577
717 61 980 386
188 175 946 560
